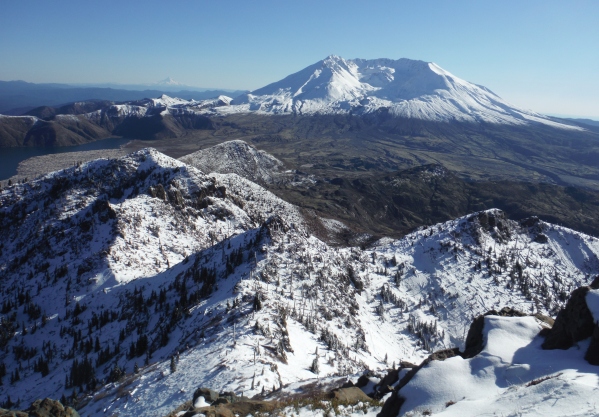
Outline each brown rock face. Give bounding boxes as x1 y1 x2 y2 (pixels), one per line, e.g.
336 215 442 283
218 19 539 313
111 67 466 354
0 399 78 417
27 398 79 417
329 387 372 403
226 400 278 416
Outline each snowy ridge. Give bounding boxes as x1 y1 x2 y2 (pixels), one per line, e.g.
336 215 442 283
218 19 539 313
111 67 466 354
81 208 599 417
79 94 231 123
0 115 39 122
179 140 285 185
148 94 195 108
0 146 598 417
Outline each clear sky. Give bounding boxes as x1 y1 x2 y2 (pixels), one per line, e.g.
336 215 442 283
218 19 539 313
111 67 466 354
1 0 598 118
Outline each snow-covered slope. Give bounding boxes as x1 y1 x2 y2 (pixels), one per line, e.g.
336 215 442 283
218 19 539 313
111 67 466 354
227 56 581 130
0 148 598 416
397 315 599 416
179 140 285 185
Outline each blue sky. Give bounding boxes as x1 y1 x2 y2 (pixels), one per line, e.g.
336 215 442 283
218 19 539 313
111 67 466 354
1 0 598 118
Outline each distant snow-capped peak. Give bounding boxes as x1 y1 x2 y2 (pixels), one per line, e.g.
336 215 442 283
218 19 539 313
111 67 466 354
155 76 184 86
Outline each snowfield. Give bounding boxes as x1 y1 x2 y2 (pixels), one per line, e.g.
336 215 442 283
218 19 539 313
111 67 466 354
0 148 598 417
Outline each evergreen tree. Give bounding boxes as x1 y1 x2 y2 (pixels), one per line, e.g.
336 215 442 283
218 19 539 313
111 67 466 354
108 363 124 383
170 356 176 373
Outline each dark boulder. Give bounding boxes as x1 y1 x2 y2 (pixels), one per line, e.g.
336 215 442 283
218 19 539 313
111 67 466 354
340 380 355 388
211 398 230 406
355 375 370 388
377 394 405 417
219 391 238 404
462 313 487 359
542 287 595 350
149 184 167 201
374 368 400 399
355 371 381 396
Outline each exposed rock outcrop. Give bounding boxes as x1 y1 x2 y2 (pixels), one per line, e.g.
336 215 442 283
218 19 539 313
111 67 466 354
542 277 599 366
542 282 599 350
0 399 78 417
192 387 220 405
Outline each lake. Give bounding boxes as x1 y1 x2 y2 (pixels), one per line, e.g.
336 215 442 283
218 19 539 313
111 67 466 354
0 137 133 181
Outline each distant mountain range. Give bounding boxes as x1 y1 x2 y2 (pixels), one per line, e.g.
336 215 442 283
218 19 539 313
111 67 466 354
2 57 593 130
0 79 247 115
68 76 242 93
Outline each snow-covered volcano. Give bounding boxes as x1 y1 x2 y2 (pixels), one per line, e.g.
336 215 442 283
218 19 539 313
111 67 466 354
229 55 580 129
